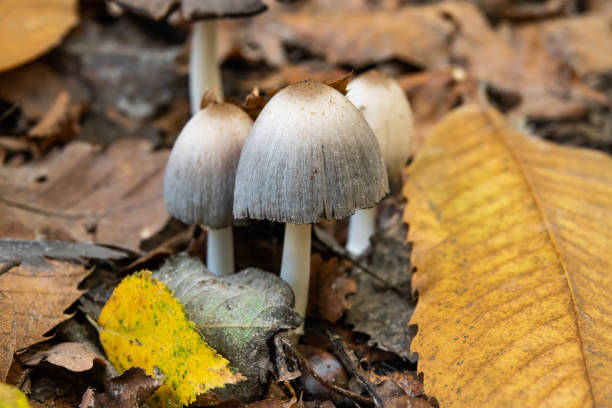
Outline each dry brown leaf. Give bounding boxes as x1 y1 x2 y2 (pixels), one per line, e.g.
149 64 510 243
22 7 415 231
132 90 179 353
23 342 105 372
80 367 162 408
512 13 612 77
308 255 356 323
0 139 170 251
0 292 16 381
404 105 612 406
0 260 91 350
256 1 607 119
0 0 78 72
27 90 83 154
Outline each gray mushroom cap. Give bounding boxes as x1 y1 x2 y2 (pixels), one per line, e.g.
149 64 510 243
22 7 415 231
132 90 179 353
113 0 274 21
164 103 253 229
233 80 389 224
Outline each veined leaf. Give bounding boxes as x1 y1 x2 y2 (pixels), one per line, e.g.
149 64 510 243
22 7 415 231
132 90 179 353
404 105 612 407
98 271 242 408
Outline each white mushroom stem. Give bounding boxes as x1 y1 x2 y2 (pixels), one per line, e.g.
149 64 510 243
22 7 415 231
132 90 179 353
346 207 377 256
280 223 311 334
206 227 234 276
190 19 223 114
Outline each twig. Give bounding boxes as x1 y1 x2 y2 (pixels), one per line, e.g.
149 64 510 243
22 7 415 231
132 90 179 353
324 325 385 407
0 258 21 276
286 343 374 406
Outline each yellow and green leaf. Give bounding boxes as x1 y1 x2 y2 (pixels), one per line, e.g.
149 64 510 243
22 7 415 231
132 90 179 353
98 271 242 408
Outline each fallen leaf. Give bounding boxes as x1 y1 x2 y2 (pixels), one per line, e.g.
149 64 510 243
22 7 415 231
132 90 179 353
0 239 126 267
0 0 78 72
0 383 30 408
27 90 83 154
80 367 162 408
98 271 242 408
113 0 268 21
0 260 91 350
512 13 612 77
346 224 417 362
404 104 612 406
297 345 348 401
257 1 607 119
0 139 170 251
308 255 356 323
154 254 302 401
23 342 105 372
0 292 16 381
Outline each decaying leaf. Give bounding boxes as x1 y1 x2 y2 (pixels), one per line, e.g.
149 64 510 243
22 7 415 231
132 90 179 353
0 0 78 72
308 255 356 323
154 254 302 401
0 383 30 408
0 239 126 267
0 292 16 381
0 260 91 350
0 139 170 251
23 342 105 372
346 224 417 362
80 367 162 408
98 271 242 408
404 105 612 406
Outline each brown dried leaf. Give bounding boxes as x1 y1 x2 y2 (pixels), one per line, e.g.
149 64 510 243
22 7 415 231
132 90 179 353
0 260 91 350
114 0 268 21
27 90 83 154
0 292 16 381
260 2 607 119
0 139 170 251
23 342 105 372
308 255 356 323
0 0 78 72
80 367 162 408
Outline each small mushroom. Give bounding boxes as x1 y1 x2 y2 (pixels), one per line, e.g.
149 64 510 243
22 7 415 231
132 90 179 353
234 80 388 331
164 102 253 276
345 70 414 256
111 0 280 112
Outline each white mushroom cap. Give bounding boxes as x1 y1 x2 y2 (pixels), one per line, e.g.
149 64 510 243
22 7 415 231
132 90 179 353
233 80 389 224
164 103 253 229
347 70 414 177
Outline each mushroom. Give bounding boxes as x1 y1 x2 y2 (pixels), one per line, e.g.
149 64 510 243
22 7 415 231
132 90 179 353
345 70 414 256
164 102 253 276
233 80 388 329
111 0 279 112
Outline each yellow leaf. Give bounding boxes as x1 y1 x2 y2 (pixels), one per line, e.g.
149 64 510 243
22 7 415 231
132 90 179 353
0 0 77 73
98 271 242 408
404 105 612 407
0 383 30 408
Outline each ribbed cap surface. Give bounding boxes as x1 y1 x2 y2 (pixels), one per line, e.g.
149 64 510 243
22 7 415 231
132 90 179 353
164 103 253 228
233 80 389 224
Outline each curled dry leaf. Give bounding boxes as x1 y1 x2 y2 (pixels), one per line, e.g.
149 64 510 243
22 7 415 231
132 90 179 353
0 139 170 251
0 260 91 350
23 342 105 372
404 105 612 406
0 292 16 381
308 255 356 323
0 0 78 73
80 367 162 408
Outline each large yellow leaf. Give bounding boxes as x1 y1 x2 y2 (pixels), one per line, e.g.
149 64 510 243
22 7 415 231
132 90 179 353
0 0 77 72
404 105 612 407
98 271 243 408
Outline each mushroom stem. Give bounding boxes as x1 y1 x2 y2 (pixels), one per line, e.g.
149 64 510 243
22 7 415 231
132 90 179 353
206 227 234 276
280 223 311 334
345 207 377 256
190 19 223 114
